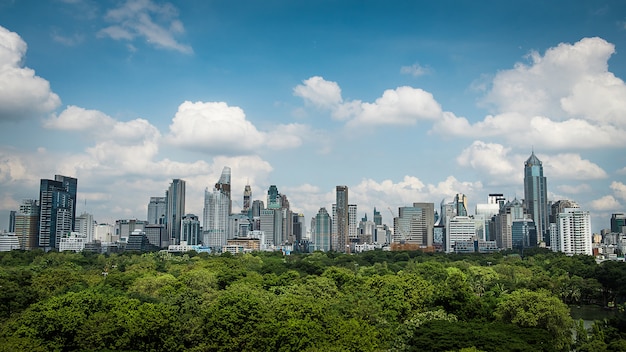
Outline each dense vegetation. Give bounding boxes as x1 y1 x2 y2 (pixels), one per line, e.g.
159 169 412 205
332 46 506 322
0 248 625 352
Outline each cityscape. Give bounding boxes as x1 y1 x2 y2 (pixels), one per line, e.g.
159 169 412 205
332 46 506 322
2 150 625 259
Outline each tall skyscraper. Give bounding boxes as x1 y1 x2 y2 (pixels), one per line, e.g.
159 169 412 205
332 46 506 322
166 179 186 245
15 199 39 250
610 213 626 234
243 184 252 213
8 211 16 233
494 198 532 250
147 196 167 225
335 186 349 252
524 151 548 244
203 186 230 249
215 167 232 215
373 207 382 226
38 175 77 250
267 185 281 209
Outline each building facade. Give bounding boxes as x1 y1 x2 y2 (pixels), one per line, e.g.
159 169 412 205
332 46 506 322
166 179 186 245
524 152 549 244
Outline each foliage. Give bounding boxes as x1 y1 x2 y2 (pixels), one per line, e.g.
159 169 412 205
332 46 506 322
0 249 624 351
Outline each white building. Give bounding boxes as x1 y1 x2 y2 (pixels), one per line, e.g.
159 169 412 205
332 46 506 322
554 208 592 255
0 233 20 251
95 223 114 242
75 212 95 242
59 232 88 252
203 188 230 249
446 216 476 253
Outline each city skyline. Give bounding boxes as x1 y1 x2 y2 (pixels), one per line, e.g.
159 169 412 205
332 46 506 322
1 1 626 233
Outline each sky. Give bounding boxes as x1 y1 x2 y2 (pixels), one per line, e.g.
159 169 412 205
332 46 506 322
1 0 626 233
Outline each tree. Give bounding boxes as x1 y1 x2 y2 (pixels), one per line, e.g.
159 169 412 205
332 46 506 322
494 289 573 351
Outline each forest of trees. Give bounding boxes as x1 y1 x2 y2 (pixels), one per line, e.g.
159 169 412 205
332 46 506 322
0 248 625 352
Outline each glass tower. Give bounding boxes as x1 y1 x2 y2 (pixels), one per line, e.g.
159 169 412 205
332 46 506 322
524 151 548 244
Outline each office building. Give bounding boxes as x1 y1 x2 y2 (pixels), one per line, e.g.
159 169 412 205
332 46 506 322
166 179 186 245
14 199 39 250
147 196 167 225
74 212 95 243
611 213 626 234
335 186 349 252
181 214 201 245
243 184 252 213
446 216 476 253
215 167 232 215
203 184 230 249
38 175 77 250
524 151 549 244
313 207 332 252
494 198 531 250
393 202 434 247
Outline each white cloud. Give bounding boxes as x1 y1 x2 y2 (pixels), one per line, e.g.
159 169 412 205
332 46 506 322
457 141 516 177
400 63 431 77
0 26 61 121
99 0 192 54
431 37 626 150
293 76 343 110
611 181 626 201
590 195 621 211
617 167 626 175
294 76 443 127
542 153 607 180
44 105 115 130
166 101 265 155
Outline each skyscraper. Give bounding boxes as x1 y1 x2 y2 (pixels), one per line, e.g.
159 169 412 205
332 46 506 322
147 196 167 224
524 151 548 244
166 179 186 245
75 212 95 242
393 202 434 247
215 167 232 215
243 184 252 213
313 207 332 252
38 175 77 250
203 187 230 249
15 199 39 250
335 186 349 252
181 214 201 245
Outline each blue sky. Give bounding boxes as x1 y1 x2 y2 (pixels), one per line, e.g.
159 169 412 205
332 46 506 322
1 0 626 233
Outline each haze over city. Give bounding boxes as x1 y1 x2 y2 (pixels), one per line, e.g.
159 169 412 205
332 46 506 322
1 0 626 233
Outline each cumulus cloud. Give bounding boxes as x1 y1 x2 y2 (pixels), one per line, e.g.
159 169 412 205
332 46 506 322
166 101 265 154
44 105 115 130
590 195 621 211
542 153 607 180
98 0 192 54
457 141 516 177
0 26 61 121
294 76 443 127
432 37 626 150
611 181 626 201
166 101 313 155
293 76 343 110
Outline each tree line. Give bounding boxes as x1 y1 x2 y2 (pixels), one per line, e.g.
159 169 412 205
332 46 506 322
0 248 625 351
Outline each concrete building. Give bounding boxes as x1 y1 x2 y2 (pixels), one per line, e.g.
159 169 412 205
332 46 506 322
554 207 592 255
0 233 20 251
445 216 476 253
59 232 87 252
181 214 201 245
14 199 39 250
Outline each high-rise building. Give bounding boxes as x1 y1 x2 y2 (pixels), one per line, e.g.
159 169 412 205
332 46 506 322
267 185 281 209
446 215 476 253
554 207 592 255
524 151 549 244
475 194 505 241
333 186 349 252
181 214 201 245
75 212 95 242
38 175 77 250
8 211 16 233
610 213 626 234
313 207 332 252
147 196 167 225
166 179 186 245
215 167 232 215
243 184 252 213
348 204 358 241
393 203 434 247
373 207 382 226
454 194 468 217
15 199 39 250
494 198 531 250
512 219 536 249
203 187 230 249
260 208 282 247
